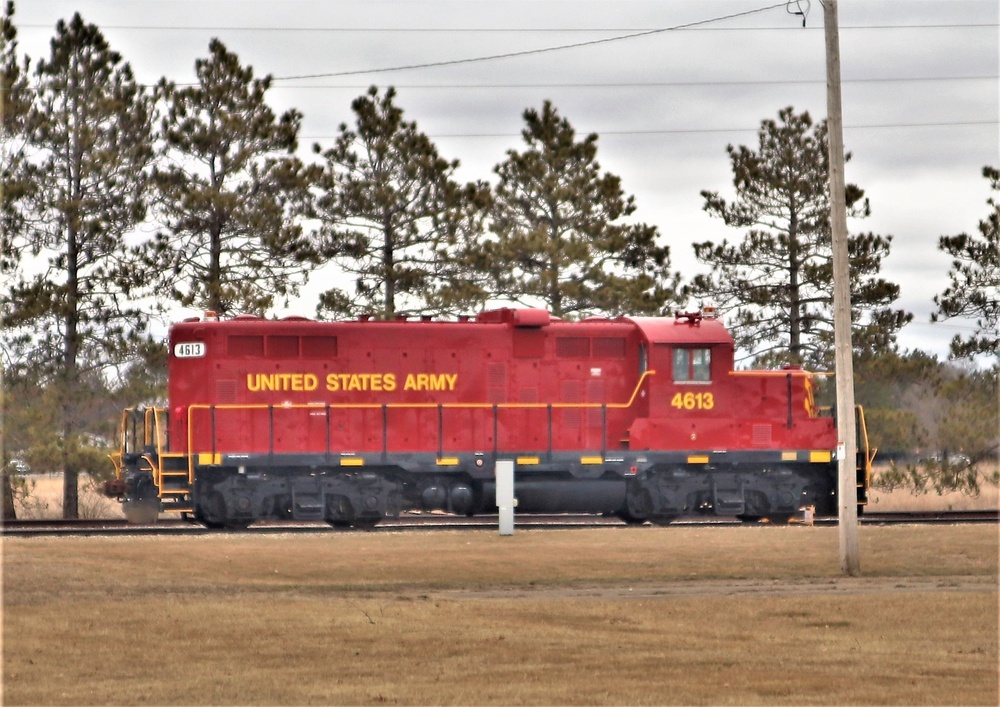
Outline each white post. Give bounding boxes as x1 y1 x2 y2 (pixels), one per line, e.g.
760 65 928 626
495 460 515 536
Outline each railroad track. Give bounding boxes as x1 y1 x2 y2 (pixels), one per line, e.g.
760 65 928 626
1 510 996 537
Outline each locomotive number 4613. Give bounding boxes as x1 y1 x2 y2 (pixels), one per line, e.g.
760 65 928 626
174 342 206 358
671 391 714 410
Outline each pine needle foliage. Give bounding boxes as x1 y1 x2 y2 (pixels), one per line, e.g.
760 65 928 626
313 86 490 320
932 165 999 362
150 39 321 316
0 0 33 273
482 100 680 319
688 107 910 369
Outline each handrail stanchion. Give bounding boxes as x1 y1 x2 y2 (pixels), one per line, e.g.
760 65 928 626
602 404 607 458
438 404 444 458
547 404 553 462
492 404 499 462
325 403 331 462
381 404 388 463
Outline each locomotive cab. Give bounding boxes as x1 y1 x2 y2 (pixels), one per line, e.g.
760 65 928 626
615 309 848 523
624 310 735 451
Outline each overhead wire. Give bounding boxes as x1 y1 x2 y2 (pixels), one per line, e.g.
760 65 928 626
15 4 997 91
15 3 997 138
16 22 998 32
300 120 997 141
267 76 997 91
268 2 793 82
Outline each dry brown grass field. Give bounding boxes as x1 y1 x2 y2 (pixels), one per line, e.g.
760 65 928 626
3 522 997 705
10 474 120 520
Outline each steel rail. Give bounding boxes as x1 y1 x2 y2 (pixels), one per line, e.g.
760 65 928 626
2 510 996 537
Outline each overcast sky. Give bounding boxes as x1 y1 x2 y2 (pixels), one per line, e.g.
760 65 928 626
15 0 1000 360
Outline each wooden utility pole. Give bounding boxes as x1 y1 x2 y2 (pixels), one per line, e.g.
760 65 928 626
0 60 12 519
823 0 861 575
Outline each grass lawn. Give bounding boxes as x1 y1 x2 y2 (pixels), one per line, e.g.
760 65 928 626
3 523 997 705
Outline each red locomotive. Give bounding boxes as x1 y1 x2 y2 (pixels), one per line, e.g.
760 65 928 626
106 307 872 527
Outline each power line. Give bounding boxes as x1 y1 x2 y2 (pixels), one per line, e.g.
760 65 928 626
300 120 997 141
18 23 998 32
55 2 796 88
905 320 988 332
12 73 995 94
270 3 793 81
266 76 997 91
12 74 995 96
17 5 996 88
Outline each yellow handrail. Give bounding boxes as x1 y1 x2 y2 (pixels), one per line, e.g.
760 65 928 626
183 370 658 477
856 405 877 474
186 370 655 415
113 406 170 488
729 369 832 377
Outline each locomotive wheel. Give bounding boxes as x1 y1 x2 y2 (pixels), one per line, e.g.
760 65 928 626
325 494 354 528
195 491 228 529
325 494 382 528
615 511 648 525
648 515 677 527
197 516 226 530
197 515 252 530
624 483 653 522
195 514 252 530
194 491 251 530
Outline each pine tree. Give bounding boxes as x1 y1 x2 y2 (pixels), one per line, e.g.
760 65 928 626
0 0 30 519
3 14 154 518
1 0 32 273
932 165 999 362
689 106 911 369
313 86 490 319
151 39 320 316
484 100 679 319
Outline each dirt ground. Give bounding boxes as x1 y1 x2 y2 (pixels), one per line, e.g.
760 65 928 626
429 573 995 601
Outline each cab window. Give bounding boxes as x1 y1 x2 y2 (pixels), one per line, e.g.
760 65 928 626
673 348 711 382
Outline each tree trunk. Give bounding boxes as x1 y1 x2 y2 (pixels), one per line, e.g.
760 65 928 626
63 96 81 519
1 472 16 520
787 202 802 362
383 218 395 319
0 66 9 522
